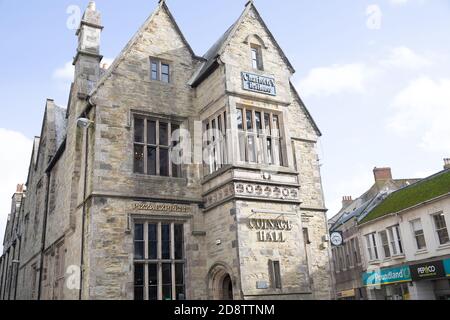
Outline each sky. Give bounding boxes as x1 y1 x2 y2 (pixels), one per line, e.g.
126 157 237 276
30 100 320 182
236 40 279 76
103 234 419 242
0 0 449 244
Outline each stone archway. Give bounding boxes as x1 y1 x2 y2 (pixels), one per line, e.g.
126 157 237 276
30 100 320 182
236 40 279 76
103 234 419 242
207 263 235 300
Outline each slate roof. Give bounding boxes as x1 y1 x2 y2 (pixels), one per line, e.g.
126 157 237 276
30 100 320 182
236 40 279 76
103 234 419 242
359 169 450 224
54 105 67 149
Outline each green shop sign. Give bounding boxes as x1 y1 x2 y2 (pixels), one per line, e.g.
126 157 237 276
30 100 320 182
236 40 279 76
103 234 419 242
444 259 450 277
363 265 412 287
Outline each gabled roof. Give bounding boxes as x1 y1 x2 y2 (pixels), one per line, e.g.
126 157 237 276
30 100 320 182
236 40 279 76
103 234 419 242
190 1 295 87
290 82 322 137
359 169 450 224
90 1 202 97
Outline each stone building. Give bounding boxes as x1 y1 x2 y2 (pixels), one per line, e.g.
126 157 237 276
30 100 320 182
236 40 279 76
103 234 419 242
0 1 332 300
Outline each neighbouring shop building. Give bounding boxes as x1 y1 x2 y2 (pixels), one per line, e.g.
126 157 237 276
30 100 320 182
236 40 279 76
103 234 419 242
0 1 333 300
329 167 419 300
358 161 450 300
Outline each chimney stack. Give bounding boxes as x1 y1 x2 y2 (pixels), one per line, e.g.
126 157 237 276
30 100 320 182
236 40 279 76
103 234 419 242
373 167 392 182
342 196 353 208
16 184 24 193
444 158 450 170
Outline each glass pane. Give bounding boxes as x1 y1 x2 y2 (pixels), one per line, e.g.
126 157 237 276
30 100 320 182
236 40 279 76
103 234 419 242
264 113 271 134
171 124 180 178
238 132 246 162
148 147 157 176
175 263 185 300
174 224 184 260
246 111 253 130
237 109 243 130
134 264 144 286
134 224 144 241
248 135 256 163
134 145 144 174
273 115 280 136
161 64 170 83
148 224 158 260
134 224 144 259
148 264 158 301
255 112 262 132
134 264 144 301
161 224 171 259
151 62 158 81
159 122 168 146
134 118 144 143
162 263 172 300
148 120 156 145
266 138 273 164
160 148 169 177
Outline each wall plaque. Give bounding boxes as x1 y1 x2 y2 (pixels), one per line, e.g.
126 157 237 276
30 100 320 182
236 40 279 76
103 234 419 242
242 72 276 96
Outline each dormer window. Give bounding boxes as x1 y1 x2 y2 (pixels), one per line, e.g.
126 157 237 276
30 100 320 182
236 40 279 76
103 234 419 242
150 58 170 83
251 44 263 71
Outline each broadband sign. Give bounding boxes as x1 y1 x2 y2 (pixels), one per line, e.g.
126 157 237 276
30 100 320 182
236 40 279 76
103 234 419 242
362 265 412 287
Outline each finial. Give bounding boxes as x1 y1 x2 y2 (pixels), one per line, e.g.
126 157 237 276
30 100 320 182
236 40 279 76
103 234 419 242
88 1 96 11
159 0 166 4
245 0 254 7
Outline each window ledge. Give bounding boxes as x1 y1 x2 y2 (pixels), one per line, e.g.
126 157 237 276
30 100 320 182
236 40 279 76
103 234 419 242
132 174 187 183
368 260 381 265
391 254 406 260
436 243 450 251
414 249 429 256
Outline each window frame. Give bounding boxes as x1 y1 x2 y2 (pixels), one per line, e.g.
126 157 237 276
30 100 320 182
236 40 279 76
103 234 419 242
250 44 264 71
203 110 228 175
133 221 186 301
387 225 404 256
133 116 181 178
365 233 379 262
379 230 391 259
269 260 282 289
432 212 450 246
410 218 427 251
150 58 171 83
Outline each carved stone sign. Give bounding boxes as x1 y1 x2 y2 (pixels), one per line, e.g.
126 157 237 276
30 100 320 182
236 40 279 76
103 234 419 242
132 202 191 213
248 218 293 243
242 72 276 96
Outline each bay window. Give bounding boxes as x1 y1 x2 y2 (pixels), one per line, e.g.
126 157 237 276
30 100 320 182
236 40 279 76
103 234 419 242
236 107 284 166
134 222 185 300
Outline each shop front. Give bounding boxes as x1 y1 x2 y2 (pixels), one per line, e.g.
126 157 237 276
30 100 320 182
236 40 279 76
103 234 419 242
362 265 412 300
409 258 450 300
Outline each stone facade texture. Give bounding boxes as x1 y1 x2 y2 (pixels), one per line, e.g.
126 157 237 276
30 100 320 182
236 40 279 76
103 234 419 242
0 1 332 300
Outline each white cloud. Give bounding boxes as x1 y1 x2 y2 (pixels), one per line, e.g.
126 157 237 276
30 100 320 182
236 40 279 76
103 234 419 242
380 46 432 70
298 63 374 97
387 77 450 153
0 129 32 247
52 61 74 82
389 0 410 6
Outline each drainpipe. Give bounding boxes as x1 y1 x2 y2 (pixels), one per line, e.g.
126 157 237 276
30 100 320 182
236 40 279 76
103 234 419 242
37 171 51 300
79 114 91 300
13 237 21 300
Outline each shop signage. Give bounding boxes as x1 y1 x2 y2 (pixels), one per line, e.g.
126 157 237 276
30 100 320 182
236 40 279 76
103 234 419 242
132 202 191 213
248 218 292 243
337 289 355 298
242 72 276 96
410 260 446 281
444 259 450 277
362 265 411 287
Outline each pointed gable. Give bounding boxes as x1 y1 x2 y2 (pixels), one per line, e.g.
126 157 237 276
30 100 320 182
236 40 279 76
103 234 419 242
191 1 294 87
91 1 201 97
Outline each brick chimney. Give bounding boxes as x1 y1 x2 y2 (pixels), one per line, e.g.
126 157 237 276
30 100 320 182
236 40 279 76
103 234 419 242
16 184 24 193
342 196 353 208
444 158 450 170
373 167 392 182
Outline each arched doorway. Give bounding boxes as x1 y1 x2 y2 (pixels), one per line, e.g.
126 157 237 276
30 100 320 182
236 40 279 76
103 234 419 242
222 274 233 300
207 263 235 300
